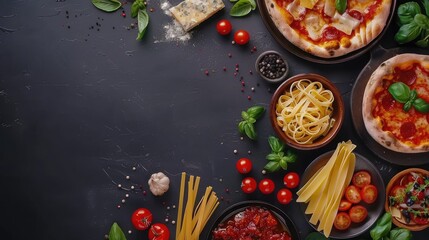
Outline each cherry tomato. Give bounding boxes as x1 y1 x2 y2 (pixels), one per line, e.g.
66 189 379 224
411 212 429 225
345 185 362 204
390 185 406 199
216 19 232 35
283 172 300 189
241 177 257 193
349 205 368 223
131 208 153 230
234 30 250 45
277 188 293 204
334 212 351 230
236 158 252 174
148 223 170 240
361 184 378 204
258 178 275 194
338 199 352 211
352 171 372 188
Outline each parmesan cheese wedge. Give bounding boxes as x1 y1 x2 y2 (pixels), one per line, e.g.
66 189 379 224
297 141 356 238
169 0 225 32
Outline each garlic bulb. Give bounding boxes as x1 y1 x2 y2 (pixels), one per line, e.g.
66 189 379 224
148 172 170 196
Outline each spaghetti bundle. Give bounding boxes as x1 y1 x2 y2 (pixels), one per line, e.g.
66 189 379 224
176 172 219 240
276 79 335 144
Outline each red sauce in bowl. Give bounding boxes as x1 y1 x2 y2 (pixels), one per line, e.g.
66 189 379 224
212 206 292 240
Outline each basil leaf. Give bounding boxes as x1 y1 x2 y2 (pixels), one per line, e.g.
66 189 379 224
248 0 257 10
410 89 417 101
238 121 247 134
264 161 281 172
416 34 429 47
413 98 429 112
389 228 412 240
136 9 149 40
370 213 392 240
244 123 256 140
109 222 127 240
414 13 429 30
266 153 280 161
92 0 122 12
247 117 256 124
394 21 423 44
388 82 411 103
230 0 252 17
246 106 265 119
404 100 413 111
305 232 331 240
397 2 421 25
268 136 284 153
423 0 429 16
335 0 347 14
279 158 288 170
241 111 250 121
131 0 140 18
285 150 297 162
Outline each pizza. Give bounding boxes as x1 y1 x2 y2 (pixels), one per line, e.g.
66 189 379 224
265 0 392 58
362 53 429 153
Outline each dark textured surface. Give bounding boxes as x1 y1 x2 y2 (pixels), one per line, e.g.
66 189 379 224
0 0 428 239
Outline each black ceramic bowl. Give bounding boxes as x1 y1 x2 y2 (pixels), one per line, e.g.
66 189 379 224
207 201 300 240
299 151 385 239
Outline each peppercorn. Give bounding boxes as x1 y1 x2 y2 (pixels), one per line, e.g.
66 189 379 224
257 53 287 80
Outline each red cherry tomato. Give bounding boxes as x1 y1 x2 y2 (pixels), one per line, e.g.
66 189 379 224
236 158 252 174
361 184 378 204
148 223 170 240
338 199 352 211
334 212 351 230
283 172 300 189
131 208 153 230
411 213 429 225
234 30 250 45
258 178 275 194
352 171 372 188
349 205 368 223
241 177 257 193
216 19 232 35
390 185 406 199
277 188 293 204
345 185 362 204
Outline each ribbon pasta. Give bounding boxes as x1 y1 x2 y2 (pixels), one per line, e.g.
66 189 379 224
276 79 335 144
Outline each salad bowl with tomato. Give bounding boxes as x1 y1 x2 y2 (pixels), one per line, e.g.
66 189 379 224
385 168 429 231
299 151 385 239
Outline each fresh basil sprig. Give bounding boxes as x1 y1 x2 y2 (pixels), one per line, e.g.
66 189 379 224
230 0 257 17
388 82 429 113
264 136 297 172
109 222 127 240
131 0 150 40
91 0 122 12
335 0 347 14
238 106 265 140
395 0 429 47
369 213 412 240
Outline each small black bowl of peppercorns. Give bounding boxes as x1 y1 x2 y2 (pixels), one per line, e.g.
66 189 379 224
255 50 289 83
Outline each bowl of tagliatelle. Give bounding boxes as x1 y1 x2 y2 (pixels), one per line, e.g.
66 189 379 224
270 73 344 150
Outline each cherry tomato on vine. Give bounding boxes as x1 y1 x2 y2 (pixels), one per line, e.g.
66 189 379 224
148 223 170 240
236 158 252 174
283 172 300 189
258 178 275 194
277 188 293 204
216 19 232 35
131 208 153 230
234 30 250 45
241 177 257 193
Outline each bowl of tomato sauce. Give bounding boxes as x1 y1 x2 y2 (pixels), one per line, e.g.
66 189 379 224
208 201 300 240
385 168 429 231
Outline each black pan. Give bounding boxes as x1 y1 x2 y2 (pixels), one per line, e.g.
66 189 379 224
350 46 429 166
256 0 397 64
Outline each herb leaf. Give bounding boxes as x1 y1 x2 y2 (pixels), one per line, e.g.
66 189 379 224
268 135 284 153
244 122 256 140
109 222 127 240
230 0 252 17
131 0 140 18
92 0 122 12
248 0 257 10
246 106 265 119
397 2 421 25
264 161 281 172
370 213 392 240
388 82 411 103
136 9 149 40
423 0 429 16
335 0 347 14
395 21 423 44
264 136 297 172
389 228 412 240
413 98 429 112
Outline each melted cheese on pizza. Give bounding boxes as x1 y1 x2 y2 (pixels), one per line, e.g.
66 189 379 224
371 62 429 146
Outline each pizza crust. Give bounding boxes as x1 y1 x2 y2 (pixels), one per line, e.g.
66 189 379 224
265 0 391 58
362 53 429 153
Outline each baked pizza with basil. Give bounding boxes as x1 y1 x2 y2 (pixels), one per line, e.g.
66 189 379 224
265 0 391 58
362 54 429 153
